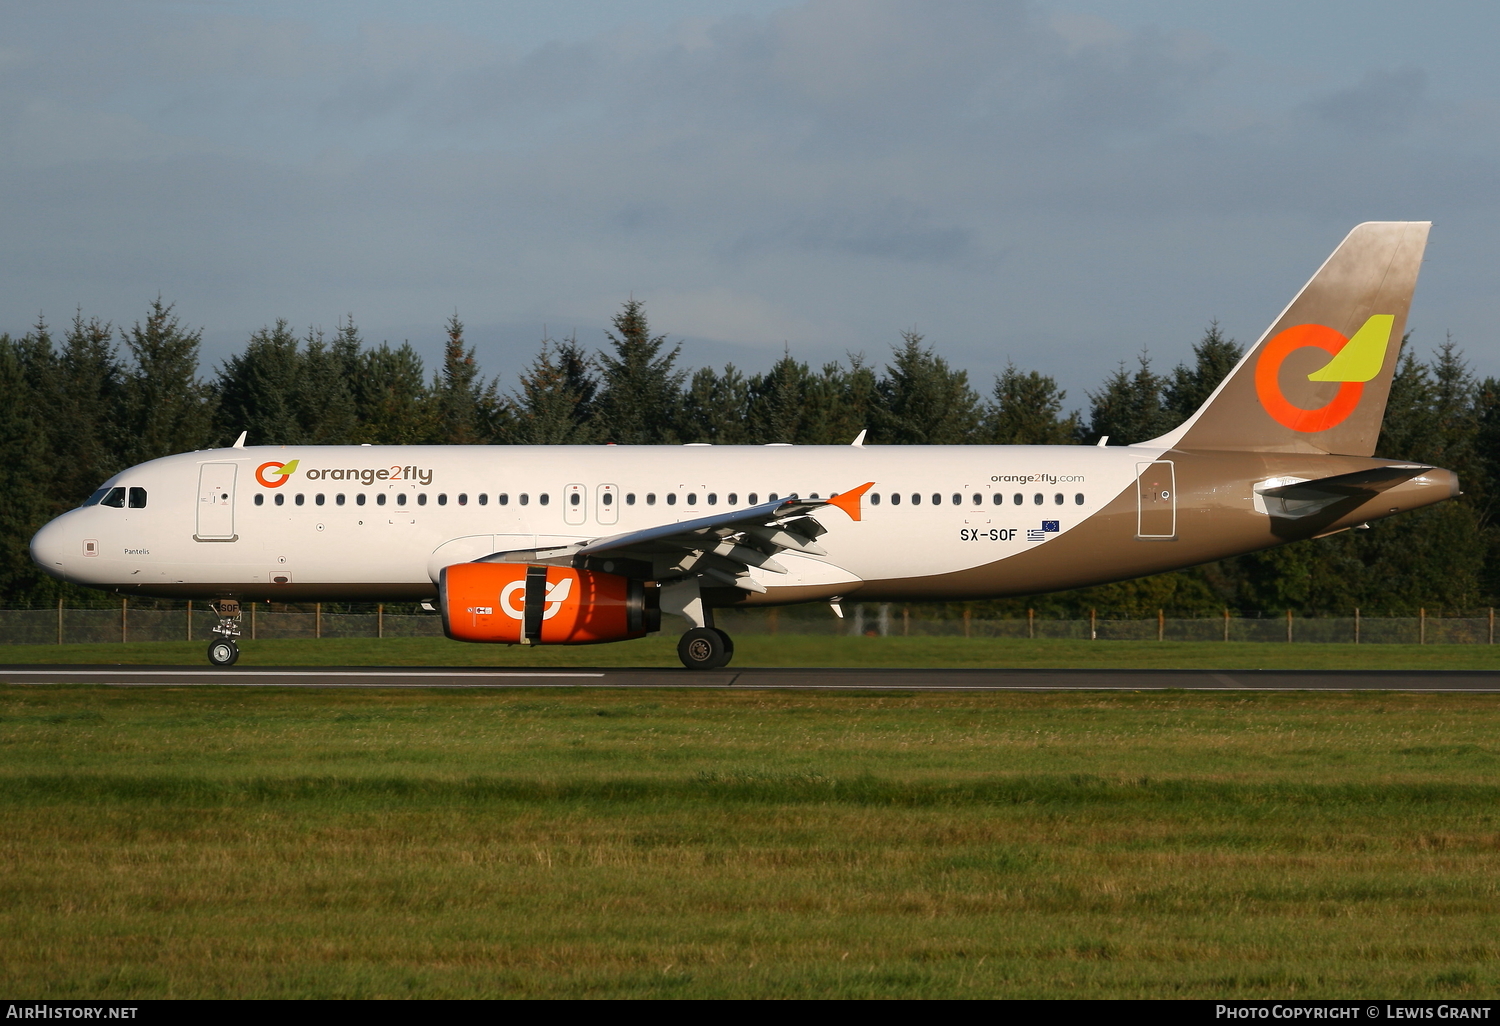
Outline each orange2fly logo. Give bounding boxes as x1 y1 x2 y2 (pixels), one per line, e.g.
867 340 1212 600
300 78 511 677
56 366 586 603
1254 315 1394 432
255 460 299 488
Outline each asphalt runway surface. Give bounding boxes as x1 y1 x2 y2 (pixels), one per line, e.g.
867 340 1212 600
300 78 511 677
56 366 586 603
3 665 1500 691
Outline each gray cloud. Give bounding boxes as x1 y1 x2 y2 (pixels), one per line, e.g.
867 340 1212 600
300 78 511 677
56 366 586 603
0 0 1496 401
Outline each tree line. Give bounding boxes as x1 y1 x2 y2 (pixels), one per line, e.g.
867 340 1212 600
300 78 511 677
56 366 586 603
2 297 1496 617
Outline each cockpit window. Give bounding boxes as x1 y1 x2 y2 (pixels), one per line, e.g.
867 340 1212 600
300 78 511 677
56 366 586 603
82 488 109 507
99 487 126 508
128 487 147 509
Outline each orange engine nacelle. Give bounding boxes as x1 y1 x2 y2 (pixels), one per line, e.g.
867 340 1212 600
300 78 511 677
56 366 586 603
439 562 659 645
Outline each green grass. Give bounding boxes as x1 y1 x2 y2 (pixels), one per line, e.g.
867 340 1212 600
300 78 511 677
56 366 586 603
3 686 1499 997
4 634 1500 668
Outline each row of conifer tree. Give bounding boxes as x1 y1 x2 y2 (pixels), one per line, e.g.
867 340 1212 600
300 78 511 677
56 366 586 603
0 297 1494 617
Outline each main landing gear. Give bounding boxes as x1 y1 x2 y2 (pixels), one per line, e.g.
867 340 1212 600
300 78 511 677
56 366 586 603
678 626 735 670
207 599 242 667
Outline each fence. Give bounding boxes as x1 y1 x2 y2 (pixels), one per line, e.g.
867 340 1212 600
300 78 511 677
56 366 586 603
1 602 1496 646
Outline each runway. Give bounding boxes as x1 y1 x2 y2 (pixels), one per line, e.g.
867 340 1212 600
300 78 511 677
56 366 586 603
3 665 1500 690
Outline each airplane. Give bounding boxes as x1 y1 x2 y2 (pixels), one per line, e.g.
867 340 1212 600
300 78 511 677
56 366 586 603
29 221 1455 669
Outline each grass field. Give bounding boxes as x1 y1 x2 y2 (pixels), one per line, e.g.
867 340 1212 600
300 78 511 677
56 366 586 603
3 684 1499 998
5 634 1500 668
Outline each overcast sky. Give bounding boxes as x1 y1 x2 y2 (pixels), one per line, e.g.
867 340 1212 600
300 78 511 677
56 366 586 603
3 0 1497 409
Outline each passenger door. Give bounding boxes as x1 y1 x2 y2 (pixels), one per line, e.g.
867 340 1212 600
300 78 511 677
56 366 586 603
196 463 238 541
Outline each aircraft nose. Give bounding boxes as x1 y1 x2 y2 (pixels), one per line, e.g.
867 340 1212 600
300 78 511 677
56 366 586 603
30 516 74 579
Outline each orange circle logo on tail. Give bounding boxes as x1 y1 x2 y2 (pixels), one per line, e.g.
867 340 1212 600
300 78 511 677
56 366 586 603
1254 324 1363 432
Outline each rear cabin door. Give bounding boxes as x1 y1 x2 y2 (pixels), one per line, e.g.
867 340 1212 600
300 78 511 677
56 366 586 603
196 463 238 541
1135 461 1176 539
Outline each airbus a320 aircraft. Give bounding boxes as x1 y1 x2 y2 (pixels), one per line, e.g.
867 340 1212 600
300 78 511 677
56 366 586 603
30 222 1455 669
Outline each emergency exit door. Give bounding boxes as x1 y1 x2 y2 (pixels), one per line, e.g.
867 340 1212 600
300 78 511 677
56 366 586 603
1135 461 1176 539
596 484 619 525
196 463 238 541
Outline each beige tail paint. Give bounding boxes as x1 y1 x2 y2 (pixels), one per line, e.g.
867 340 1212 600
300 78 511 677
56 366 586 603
1152 221 1430 455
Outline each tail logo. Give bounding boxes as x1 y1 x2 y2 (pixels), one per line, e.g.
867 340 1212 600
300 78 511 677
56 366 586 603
1254 315 1394 432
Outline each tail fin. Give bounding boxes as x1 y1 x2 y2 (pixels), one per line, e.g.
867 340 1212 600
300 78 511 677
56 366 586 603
1151 221 1430 455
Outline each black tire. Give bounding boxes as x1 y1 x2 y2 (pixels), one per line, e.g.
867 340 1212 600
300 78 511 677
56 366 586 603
208 639 239 667
678 627 727 670
712 628 735 663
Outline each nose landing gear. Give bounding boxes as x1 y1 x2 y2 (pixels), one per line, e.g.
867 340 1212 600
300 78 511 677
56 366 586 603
207 599 242 667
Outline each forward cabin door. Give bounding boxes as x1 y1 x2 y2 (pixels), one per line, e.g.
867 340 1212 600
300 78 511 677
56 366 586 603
196 463 238 541
1135 461 1176 539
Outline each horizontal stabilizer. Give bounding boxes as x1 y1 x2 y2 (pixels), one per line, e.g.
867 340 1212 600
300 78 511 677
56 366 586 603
1258 464 1429 518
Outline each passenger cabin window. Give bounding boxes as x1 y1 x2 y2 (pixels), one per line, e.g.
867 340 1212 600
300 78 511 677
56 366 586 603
1033 493 1043 505
727 493 737 505
1054 493 1064 505
457 493 467 506
418 493 428 506
295 493 306 506
748 493 757 504
707 493 717 505
254 493 265 506
951 493 961 506
1075 493 1085 505
602 492 613 506
971 493 981 506
100 487 126 508
315 493 325 506
275 494 285 506
626 493 636 505
396 494 406 506
498 493 508 505
667 494 677 506
128 488 147 508
377 493 386 506
1013 493 1022 505
519 494 529 506
911 494 921 505
569 493 580 506
539 494 549 506
870 493 881 505
686 494 697 505
768 493 779 502
477 494 487 506
437 493 447 506
890 493 900 505
932 493 941 505
356 494 366 506
993 494 1003 505
336 494 346 506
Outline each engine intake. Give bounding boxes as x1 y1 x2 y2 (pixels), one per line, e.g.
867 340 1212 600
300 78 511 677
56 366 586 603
439 562 659 644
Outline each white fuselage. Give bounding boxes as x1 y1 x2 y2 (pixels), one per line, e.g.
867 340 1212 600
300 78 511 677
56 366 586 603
30 443 1139 602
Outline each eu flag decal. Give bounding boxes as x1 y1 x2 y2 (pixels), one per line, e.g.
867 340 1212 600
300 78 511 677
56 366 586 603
1042 521 1060 533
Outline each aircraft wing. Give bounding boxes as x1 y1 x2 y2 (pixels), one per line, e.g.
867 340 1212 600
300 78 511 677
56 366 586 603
476 484 872 593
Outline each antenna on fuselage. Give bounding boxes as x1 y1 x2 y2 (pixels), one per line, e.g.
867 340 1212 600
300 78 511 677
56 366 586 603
232 431 248 449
